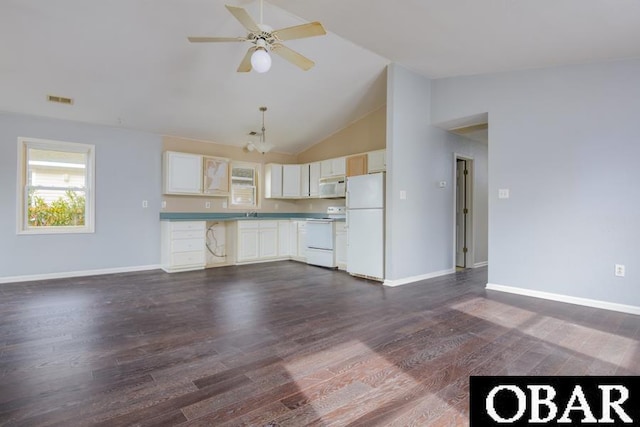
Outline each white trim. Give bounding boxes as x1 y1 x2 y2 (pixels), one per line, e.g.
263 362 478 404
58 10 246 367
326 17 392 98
384 268 455 287
17 137 96 234
0 264 161 284
473 261 488 268
486 283 640 316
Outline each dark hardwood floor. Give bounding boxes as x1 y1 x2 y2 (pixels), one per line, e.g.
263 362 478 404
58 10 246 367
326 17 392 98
1 262 639 426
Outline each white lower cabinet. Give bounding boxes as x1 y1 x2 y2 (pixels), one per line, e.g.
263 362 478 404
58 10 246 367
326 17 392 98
237 222 260 262
296 221 307 262
259 222 278 259
236 220 282 263
335 222 348 270
278 221 290 257
161 221 206 272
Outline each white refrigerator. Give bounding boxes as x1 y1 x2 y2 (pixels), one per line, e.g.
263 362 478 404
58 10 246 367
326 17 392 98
347 172 384 280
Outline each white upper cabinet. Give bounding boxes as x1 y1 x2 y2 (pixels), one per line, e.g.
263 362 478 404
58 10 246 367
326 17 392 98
264 163 283 198
367 149 386 173
282 164 301 198
300 164 310 197
309 162 320 197
164 151 203 195
320 157 346 178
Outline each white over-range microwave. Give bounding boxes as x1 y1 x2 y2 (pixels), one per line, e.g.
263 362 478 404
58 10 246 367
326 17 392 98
318 176 346 198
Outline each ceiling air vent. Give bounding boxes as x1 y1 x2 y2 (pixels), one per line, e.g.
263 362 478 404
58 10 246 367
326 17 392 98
47 94 74 105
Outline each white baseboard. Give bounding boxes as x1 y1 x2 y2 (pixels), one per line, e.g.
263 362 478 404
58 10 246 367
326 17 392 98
486 283 640 316
384 268 455 287
0 264 161 284
473 261 488 268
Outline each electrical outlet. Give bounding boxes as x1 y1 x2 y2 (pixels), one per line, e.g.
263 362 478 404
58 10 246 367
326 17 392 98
615 264 625 277
275 203 279 210
142 200 148 208
222 201 227 209
161 200 167 209
205 201 211 209
498 188 510 199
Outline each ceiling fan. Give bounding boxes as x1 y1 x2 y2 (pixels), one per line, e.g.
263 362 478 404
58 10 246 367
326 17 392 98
188 0 326 73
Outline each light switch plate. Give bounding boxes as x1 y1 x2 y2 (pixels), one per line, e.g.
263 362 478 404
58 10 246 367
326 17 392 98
400 190 407 200
498 189 510 199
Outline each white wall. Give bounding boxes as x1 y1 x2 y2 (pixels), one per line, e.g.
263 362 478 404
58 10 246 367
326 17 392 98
385 64 488 283
432 58 640 307
0 112 163 280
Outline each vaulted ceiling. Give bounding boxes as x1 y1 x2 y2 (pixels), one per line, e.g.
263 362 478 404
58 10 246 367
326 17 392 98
2 0 639 153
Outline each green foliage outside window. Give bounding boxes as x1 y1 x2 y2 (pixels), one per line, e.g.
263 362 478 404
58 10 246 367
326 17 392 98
28 190 86 227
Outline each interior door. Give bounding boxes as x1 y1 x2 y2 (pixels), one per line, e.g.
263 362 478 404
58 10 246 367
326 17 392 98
456 159 467 267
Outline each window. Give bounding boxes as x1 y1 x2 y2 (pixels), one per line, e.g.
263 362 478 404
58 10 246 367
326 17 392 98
17 138 95 234
230 161 259 208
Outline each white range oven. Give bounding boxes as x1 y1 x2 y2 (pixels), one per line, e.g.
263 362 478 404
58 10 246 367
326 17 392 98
305 207 345 268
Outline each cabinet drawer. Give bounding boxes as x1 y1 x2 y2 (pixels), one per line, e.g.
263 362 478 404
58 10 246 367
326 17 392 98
170 221 204 231
172 238 203 253
259 220 278 229
171 230 204 240
170 251 205 266
238 221 260 230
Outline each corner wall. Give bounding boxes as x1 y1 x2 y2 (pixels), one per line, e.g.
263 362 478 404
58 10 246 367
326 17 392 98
432 58 640 308
385 64 488 284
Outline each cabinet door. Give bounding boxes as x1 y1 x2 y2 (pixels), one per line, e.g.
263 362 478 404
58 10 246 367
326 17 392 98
282 164 301 198
346 154 367 177
259 227 278 258
278 221 290 257
320 159 333 178
334 222 347 270
367 150 386 173
203 156 229 195
164 151 203 194
300 164 310 197
309 162 320 197
297 229 307 261
289 221 298 256
265 164 283 198
238 228 259 261
332 157 346 176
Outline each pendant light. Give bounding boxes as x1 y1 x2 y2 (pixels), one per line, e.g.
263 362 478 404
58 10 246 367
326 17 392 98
246 106 274 154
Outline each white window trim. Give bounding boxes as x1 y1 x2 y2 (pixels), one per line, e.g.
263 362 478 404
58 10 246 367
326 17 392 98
17 137 96 235
229 161 261 209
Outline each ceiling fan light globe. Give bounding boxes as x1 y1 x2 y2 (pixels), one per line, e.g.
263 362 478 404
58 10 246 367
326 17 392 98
251 48 271 73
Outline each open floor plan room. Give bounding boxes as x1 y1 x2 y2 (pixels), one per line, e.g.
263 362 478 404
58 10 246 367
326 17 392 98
1 263 638 425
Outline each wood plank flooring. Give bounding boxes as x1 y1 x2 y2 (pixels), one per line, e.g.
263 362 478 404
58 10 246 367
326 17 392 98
1 262 639 426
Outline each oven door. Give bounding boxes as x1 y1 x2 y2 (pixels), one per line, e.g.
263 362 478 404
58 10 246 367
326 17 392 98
306 220 334 250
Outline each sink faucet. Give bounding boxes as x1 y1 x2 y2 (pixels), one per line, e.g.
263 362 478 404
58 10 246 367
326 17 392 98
245 210 258 217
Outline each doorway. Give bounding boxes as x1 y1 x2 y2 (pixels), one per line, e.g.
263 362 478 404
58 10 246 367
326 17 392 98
454 155 473 269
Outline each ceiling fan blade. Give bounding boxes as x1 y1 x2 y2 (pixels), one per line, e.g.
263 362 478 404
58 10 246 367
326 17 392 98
271 43 315 71
273 22 326 41
225 5 260 33
237 47 257 72
188 36 246 43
